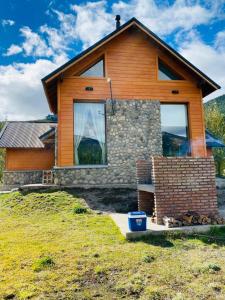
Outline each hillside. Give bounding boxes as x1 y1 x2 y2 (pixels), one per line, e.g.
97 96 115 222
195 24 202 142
0 189 225 299
204 94 225 116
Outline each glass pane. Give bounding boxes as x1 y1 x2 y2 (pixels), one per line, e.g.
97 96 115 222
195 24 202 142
74 102 106 165
161 104 190 156
158 60 182 80
80 59 104 77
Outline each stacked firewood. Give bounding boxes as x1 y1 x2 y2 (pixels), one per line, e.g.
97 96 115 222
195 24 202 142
162 211 225 228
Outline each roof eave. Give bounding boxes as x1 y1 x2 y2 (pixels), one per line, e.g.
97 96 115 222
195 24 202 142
41 80 57 114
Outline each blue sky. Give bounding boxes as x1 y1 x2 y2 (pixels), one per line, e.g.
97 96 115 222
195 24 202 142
0 0 225 120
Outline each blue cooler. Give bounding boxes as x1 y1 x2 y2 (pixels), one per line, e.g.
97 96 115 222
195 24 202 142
128 211 147 231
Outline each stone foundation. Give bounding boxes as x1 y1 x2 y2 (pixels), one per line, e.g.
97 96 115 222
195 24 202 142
3 170 43 186
54 99 162 186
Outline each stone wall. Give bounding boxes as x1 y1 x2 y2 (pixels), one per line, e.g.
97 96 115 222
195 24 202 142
54 99 162 186
3 170 43 186
152 157 218 224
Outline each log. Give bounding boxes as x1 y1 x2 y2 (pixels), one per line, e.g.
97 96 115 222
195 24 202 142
182 214 193 225
162 212 225 227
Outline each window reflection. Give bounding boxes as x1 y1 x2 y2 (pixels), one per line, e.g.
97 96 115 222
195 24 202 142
80 59 104 77
158 60 183 80
161 104 190 156
74 102 106 165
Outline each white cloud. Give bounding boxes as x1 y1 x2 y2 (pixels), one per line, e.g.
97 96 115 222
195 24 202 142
20 26 53 57
215 30 225 50
112 0 221 36
0 60 58 120
178 30 225 101
4 44 22 56
71 1 113 48
2 19 15 27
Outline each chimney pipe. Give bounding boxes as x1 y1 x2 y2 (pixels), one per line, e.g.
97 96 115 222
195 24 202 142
115 15 121 29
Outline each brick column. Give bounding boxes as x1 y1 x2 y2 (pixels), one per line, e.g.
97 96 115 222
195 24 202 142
136 160 154 214
152 157 218 224
138 191 154 214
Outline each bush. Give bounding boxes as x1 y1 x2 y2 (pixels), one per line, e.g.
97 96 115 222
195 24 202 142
142 255 155 263
205 263 221 273
32 256 55 272
73 203 88 214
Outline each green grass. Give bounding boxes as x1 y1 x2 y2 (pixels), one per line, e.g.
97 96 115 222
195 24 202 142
0 190 225 299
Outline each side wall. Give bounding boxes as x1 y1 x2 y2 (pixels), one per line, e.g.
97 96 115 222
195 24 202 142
5 148 55 171
152 157 218 223
57 28 206 167
3 170 43 186
54 99 162 186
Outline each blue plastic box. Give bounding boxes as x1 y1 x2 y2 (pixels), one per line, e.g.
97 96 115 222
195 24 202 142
128 211 147 231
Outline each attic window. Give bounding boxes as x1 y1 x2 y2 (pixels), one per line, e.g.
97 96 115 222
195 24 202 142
80 58 104 77
158 59 183 80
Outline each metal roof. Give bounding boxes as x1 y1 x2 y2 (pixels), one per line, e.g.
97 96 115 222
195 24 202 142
0 122 56 148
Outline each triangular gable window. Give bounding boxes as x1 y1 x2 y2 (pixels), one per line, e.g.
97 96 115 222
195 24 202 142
158 59 183 80
80 58 104 77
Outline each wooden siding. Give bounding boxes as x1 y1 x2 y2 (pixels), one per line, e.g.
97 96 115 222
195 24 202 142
58 28 206 166
6 148 55 171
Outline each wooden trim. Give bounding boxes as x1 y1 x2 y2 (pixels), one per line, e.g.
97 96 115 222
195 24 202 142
57 81 61 166
200 88 207 156
104 51 108 78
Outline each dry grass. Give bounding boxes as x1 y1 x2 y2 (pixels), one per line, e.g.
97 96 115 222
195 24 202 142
0 190 225 299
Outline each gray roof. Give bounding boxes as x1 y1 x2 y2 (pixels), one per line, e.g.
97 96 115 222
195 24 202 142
0 122 56 148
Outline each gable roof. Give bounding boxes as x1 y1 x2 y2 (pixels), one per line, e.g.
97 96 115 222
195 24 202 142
0 122 56 149
42 17 220 113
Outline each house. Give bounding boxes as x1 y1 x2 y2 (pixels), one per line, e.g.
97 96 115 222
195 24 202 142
0 16 223 223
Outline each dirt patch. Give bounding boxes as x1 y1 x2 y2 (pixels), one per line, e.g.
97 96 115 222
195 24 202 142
65 188 138 213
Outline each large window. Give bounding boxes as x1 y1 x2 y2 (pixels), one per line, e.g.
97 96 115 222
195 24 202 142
74 102 106 165
161 104 190 156
80 59 104 77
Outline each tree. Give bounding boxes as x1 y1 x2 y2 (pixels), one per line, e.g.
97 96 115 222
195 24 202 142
205 104 225 176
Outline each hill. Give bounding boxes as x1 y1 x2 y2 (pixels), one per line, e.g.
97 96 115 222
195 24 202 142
0 189 225 299
204 94 225 116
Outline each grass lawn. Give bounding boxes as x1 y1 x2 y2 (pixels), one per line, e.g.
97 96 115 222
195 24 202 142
0 190 225 299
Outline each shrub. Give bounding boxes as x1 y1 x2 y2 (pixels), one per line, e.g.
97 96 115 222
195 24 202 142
32 256 55 272
142 255 155 263
73 203 88 214
206 263 221 273
94 265 107 276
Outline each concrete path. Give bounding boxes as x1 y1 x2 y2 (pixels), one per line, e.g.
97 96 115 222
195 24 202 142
110 213 225 240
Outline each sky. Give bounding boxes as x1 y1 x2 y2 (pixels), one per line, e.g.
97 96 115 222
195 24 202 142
0 0 225 120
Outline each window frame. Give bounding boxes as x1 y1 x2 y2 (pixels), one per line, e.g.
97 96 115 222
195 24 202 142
157 58 184 81
160 102 191 157
73 99 107 166
76 55 106 78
